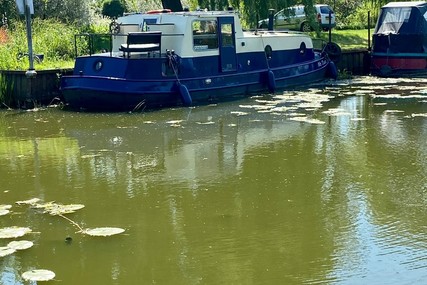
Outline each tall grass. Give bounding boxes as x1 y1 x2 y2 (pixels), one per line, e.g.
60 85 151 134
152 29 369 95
0 19 81 70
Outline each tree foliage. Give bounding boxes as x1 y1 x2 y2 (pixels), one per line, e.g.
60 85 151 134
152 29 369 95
102 0 126 19
0 0 20 26
161 0 184 11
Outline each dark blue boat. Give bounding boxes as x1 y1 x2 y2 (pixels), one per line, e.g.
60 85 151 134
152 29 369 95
60 9 337 111
371 1 427 77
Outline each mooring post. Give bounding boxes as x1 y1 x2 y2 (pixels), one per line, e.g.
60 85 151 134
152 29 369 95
23 0 36 79
16 0 36 107
268 9 274 31
328 11 332 43
367 11 371 51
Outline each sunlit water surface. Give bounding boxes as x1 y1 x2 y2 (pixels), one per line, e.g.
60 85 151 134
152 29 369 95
1 76 427 284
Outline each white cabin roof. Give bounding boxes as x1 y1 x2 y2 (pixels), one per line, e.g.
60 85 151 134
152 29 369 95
113 10 313 58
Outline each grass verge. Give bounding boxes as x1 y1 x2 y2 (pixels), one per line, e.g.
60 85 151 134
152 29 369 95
313 29 374 50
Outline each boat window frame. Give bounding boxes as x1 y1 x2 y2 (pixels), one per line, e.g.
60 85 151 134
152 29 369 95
192 19 219 51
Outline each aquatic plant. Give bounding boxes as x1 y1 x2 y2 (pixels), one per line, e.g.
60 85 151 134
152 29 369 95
12 198 126 237
1 197 126 282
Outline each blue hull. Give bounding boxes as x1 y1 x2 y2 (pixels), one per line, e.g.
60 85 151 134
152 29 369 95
61 57 332 111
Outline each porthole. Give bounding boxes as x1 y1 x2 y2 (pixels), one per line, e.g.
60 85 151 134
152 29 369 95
94 61 103 72
299 42 306 55
264 45 273 60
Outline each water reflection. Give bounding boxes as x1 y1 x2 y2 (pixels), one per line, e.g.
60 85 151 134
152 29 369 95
1 76 427 284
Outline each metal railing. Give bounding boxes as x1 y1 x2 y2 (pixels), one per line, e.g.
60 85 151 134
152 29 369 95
74 33 114 57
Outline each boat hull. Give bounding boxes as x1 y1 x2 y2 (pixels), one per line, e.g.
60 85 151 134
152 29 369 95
371 53 427 77
61 57 332 111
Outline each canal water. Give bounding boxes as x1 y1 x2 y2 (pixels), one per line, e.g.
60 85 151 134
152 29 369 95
0 76 426 284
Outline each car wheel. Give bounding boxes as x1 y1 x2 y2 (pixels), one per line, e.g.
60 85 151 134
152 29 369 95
301 22 311 32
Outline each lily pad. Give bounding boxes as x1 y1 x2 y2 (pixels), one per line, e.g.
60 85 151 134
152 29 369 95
0 227 32 239
7 240 34 250
0 205 12 210
22 269 55 282
81 227 125 237
31 201 56 209
43 203 85 215
0 246 16 257
16 198 41 205
0 209 10 216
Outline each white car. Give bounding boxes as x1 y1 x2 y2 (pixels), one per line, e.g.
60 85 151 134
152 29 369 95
258 4 336 32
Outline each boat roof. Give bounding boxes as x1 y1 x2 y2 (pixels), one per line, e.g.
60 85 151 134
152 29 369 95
382 1 427 8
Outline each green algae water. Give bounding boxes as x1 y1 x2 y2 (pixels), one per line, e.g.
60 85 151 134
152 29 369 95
1 76 426 284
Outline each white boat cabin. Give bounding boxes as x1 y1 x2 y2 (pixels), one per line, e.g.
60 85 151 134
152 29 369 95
111 10 314 61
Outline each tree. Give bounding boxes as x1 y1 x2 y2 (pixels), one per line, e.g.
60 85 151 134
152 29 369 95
34 0 91 24
161 0 183 11
102 0 126 19
0 0 20 26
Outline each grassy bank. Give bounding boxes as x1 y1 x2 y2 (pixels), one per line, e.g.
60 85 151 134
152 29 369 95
314 29 374 50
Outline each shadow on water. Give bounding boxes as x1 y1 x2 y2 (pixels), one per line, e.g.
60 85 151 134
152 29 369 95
0 76 427 285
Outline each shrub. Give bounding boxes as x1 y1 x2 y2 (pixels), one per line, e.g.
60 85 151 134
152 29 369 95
102 0 126 19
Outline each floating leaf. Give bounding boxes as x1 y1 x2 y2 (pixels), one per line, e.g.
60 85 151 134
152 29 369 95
0 209 10 216
0 246 16 257
411 113 427 118
0 205 12 210
16 198 41 205
289 116 325 125
230 111 248 116
81 227 125 237
22 269 55 282
0 227 32 239
43 204 85 216
166 120 183 124
31 201 56 209
7 240 34 250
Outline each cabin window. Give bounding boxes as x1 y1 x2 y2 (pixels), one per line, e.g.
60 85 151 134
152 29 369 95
377 7 412 34
220 23 234 47
143 18 157 31
382 8 411 23
192 20 218 50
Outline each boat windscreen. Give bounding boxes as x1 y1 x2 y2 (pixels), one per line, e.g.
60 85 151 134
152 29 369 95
375 6 427 34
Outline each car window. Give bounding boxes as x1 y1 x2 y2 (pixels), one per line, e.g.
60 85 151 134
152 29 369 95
320 6 334 14
283 8 294 17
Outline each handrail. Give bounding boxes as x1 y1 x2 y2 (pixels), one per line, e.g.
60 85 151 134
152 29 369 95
74 33 114 57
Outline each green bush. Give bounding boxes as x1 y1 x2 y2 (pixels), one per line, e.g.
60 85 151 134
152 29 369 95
102 0 126 19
